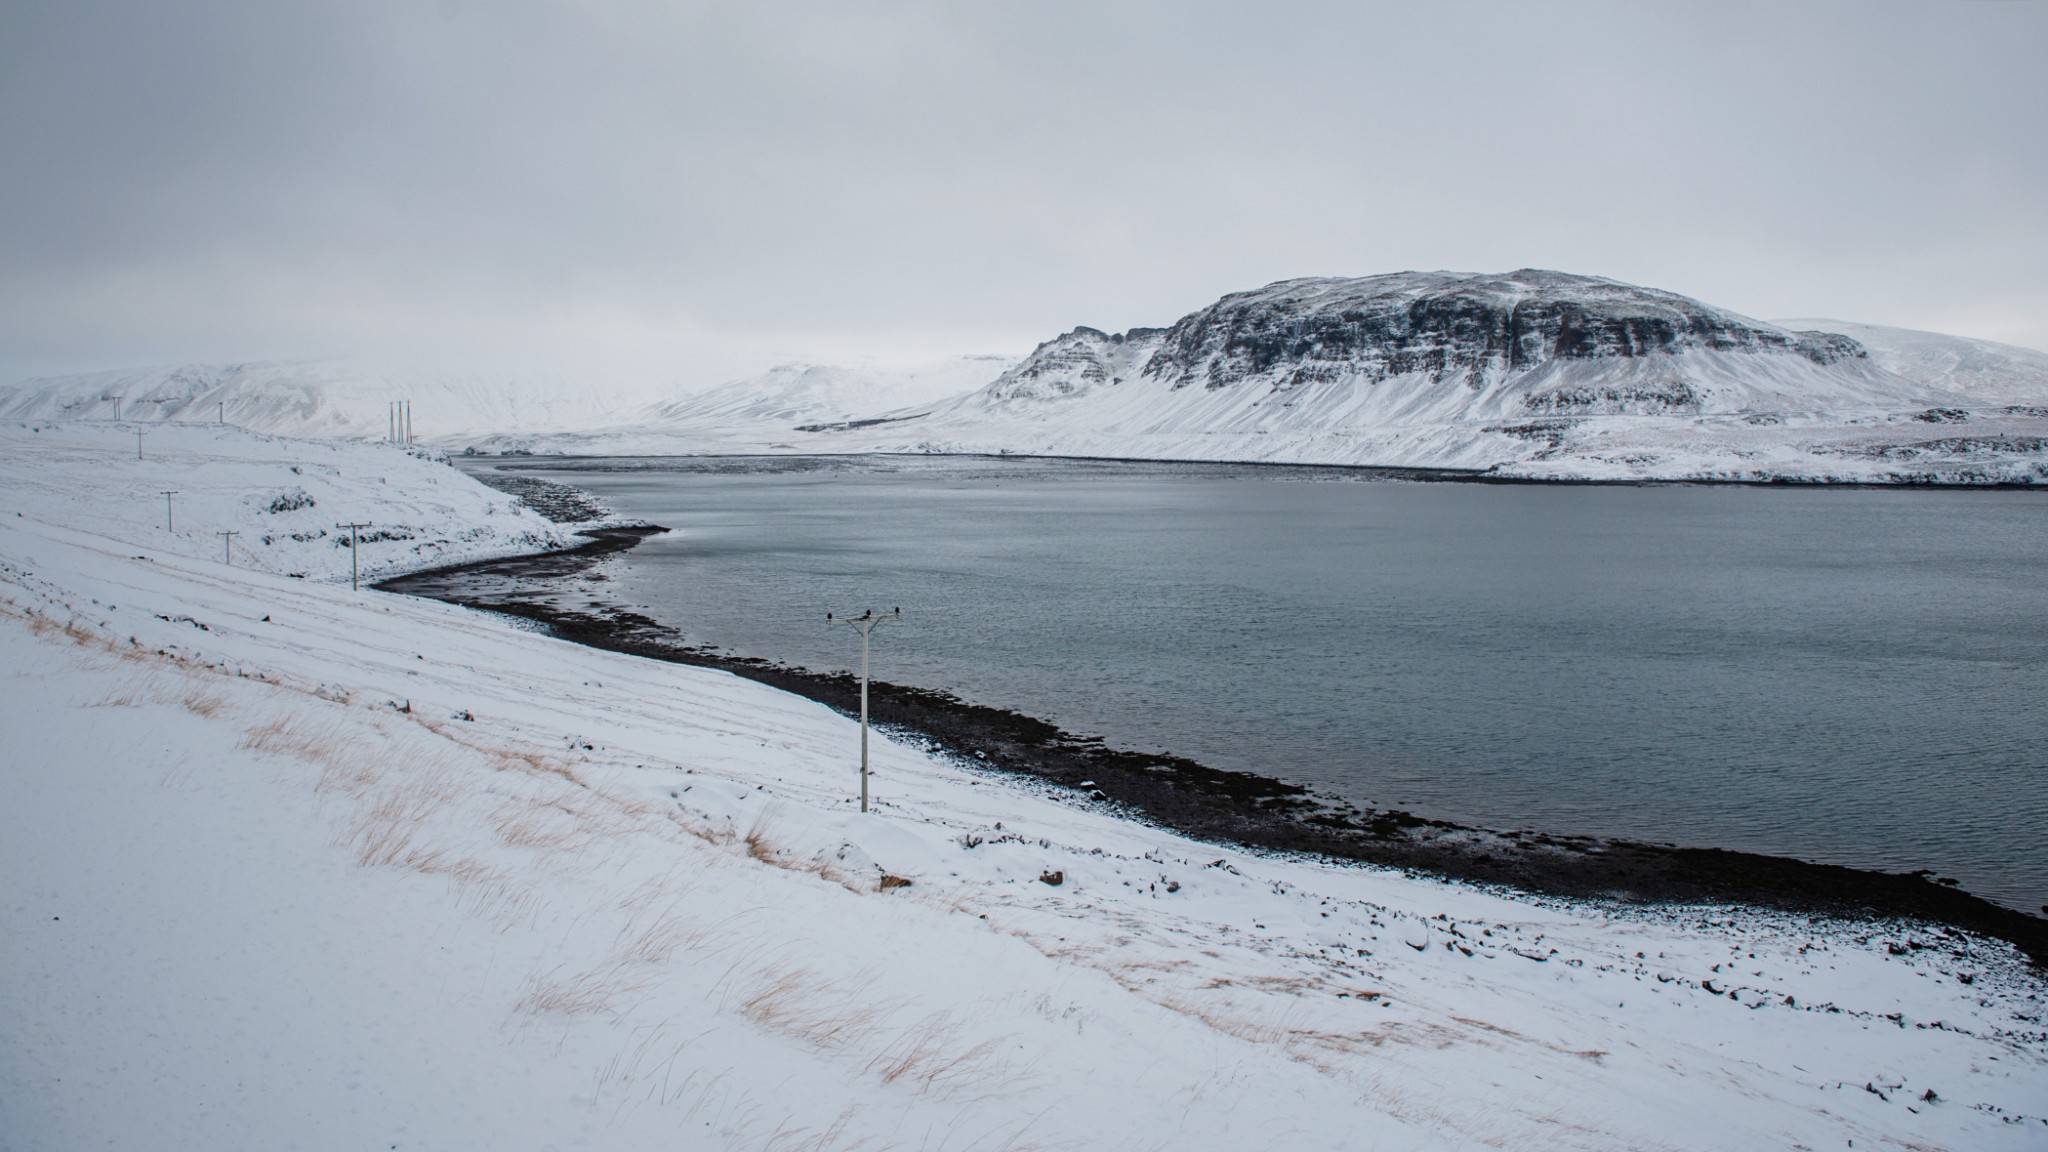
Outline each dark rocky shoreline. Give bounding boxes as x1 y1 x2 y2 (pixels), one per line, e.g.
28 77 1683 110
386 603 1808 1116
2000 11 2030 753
382 525 2048 967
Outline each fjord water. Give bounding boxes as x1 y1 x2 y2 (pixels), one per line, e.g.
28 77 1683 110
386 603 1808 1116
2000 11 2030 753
479 456 2048 912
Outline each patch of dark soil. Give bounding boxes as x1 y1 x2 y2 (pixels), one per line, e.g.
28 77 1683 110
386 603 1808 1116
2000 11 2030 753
382 527 2048 966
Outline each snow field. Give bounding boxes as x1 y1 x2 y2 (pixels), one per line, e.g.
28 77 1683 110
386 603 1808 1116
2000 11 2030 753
2 423 2045 1150
0 420 576 583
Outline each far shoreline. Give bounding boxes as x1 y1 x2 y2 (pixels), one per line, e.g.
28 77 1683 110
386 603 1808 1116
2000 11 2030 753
458 448 2048 491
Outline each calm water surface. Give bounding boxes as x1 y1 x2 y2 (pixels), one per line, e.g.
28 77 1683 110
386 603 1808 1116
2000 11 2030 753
472 456 2048 912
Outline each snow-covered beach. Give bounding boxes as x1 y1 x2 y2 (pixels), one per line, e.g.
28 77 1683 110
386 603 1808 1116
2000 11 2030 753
4 420 2045 1150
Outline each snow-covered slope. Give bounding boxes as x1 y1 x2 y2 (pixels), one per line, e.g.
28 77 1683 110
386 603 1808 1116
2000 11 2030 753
0 420 576 582
828 272 2048 483
463 354 1020 456
0 359 660 441
1777 318 2048 405
3 419 2046 1149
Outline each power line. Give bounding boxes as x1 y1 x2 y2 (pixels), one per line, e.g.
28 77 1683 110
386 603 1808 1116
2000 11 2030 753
337 521 370 590
827 607 901 813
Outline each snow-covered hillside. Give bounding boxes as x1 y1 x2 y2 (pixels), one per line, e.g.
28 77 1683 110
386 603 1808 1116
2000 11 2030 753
3 420 2045 1149
0 420 576 582
1777 318 2048 405
829 272 2048 483
463 355 1020 456
0 359 661 441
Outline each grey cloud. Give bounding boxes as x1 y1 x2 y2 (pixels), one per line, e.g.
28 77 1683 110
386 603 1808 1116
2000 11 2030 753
3 0 2043 384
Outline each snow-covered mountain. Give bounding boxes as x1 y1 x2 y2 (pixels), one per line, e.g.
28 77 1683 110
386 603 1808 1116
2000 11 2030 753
0 359 659 441
835 271 2048 483
461 354 1020 455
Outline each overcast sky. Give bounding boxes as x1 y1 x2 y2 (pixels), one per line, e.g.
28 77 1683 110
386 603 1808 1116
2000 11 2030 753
2 0 2043 388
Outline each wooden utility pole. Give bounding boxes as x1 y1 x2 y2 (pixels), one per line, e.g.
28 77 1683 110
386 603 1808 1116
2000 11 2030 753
218 530 239 565
826 608 901 812
136 430 146 459
338 522 370 590
160 491 178 532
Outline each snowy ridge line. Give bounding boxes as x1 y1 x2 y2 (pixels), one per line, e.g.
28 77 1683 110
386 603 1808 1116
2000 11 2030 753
4 420 2046 1148
382 527 2048 963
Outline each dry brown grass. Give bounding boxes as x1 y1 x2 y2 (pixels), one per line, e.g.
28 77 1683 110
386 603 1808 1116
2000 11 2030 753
410 854 537 928
730 810 872 893
741 1109 885 1152
516 962 646 1017
348 790 442 868
613 905 692 966
863 1011 1019 1099
491 796 583 851
739 966 891 1052
84 668 172 709
181 688 227 717
742 812 780 864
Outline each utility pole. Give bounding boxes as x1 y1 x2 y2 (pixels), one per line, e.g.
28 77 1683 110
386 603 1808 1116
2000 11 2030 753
160 491 178 532
826 607 900 813
218 400 225 425
406 400 414 445
136 430 146 459
218 530 239 565
111 396 122 420
390 401 396 442
338 522 369 590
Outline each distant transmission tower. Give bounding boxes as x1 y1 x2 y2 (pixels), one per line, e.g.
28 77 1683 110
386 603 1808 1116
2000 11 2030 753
827 608 900 813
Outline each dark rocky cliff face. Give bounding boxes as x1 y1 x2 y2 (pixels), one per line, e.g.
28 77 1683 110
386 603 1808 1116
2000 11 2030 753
985 326 1164 401
1134 270 1866 392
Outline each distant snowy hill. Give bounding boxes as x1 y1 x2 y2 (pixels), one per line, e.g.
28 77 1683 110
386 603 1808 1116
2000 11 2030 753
828 271 2048 484
0 359 659 441
461 355 1019 455
1774 319 2048 405
648 357 1017 430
